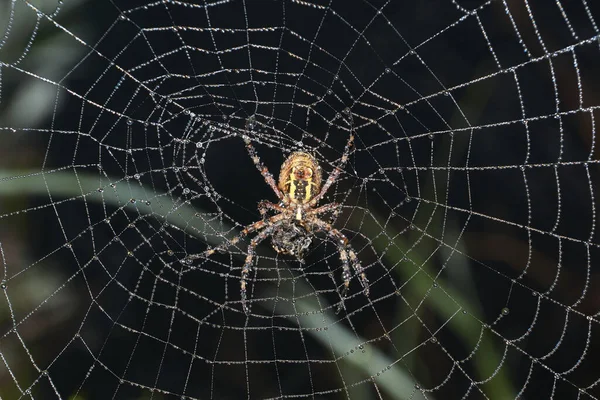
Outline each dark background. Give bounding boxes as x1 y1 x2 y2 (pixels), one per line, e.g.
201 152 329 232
0 0 599 399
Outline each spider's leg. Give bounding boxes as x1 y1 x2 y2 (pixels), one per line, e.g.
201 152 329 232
240 220 283 315
258 200 285 218
313 219 369 292
309 110 356 207
243 136 284 200
187 213 284 261
336 248 352 313
308 202 340 217
186 219 266 262
311 218 369 311
347 247 368 295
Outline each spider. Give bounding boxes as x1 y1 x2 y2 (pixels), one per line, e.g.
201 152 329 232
188 112 369 314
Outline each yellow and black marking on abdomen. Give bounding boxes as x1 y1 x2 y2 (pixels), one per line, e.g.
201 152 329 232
278 151 322 204
288 177 316 204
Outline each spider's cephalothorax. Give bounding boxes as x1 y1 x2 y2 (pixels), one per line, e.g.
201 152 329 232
270 220 313 257
189 115 369 315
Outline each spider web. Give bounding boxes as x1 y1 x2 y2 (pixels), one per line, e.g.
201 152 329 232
1 0 600 398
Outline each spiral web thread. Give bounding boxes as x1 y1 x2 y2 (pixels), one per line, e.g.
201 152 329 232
1 0 600 398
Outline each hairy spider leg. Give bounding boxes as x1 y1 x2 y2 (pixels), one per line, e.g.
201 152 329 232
240 220 285 315
337 248 352 313
308 112 356 207
243 136 284 200
308 202 341 217
258 200 286 218
186 213 285 261
311 218 369 312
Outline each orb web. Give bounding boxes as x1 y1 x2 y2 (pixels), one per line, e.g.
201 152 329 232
1 0 599 398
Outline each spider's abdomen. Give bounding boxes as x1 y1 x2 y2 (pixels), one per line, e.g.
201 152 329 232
289 178 313 204
278 152 322 204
